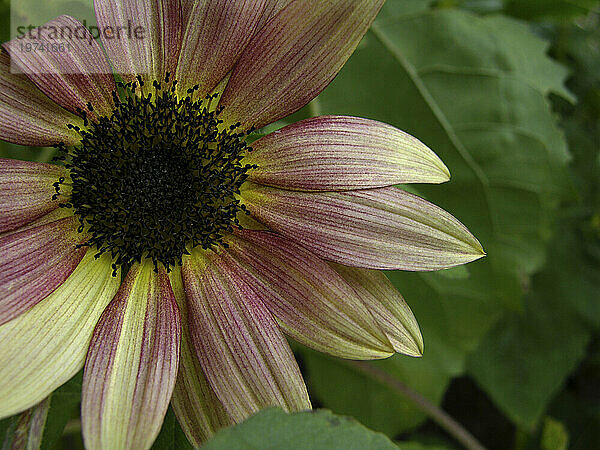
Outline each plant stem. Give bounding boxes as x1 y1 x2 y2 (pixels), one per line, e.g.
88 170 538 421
345 360 487 450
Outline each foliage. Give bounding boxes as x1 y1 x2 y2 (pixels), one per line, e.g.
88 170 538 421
296 0 574 437
202 409 398 450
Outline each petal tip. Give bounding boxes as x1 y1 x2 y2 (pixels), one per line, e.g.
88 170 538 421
395 326 424 358
439 163 451 183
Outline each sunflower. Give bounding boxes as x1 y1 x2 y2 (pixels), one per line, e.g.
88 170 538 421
0 0 484 448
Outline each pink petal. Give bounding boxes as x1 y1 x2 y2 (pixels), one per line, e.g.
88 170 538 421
0 159 69 233
182 249 311 423
241 183 485 271
3 16 116 118
82 263 180 450
223 230 395 359
175 0 269 97
247 115 450 190
168 268 233 447
219 0 385 130
329 263 423 357
0 214 87 326
94 0 183 88
0 50 81 146
256 0 294 29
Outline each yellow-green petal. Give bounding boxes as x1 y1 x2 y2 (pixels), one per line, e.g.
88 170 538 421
81 262 180 450
0 250 119 419
329 263 424 357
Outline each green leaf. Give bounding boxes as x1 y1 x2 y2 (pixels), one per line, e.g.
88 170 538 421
202 409 398 450
467 13 600 427
296 346 451 436
503 0 598 21
0 415 15 445
302 3 571 436
151 407 194 450
397 443 458 450
466 271 591 427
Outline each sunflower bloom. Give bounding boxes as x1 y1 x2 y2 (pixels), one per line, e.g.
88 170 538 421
0 0 484 448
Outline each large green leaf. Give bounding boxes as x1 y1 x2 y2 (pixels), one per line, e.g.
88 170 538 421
503 0 598 21
202 409 397 450
299 3 571 436
467 15 600 428
466 241 593 427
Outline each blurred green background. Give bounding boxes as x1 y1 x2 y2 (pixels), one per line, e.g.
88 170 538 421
0 0 599 449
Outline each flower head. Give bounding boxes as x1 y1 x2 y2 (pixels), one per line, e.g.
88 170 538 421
0 0 484 448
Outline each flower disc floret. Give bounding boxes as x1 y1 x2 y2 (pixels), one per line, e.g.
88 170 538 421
55 75 255 274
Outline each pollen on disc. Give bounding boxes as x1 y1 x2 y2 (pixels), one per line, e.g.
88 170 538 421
53 74 256 275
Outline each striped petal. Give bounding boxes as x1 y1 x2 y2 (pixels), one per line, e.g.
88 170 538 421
219 0 385 130
0 251 119 419
246 115 450 190
182 248 311 423
175 0 269 98
94 0 183 88
0 159 69 232
329 263 423 357
0 50 81 146
241 183 485 271
3 16 116 117
0 214 88 326
82 263 180 450
256 0 293 29
4 397 50 450
169 267 233 447
223 230 395 359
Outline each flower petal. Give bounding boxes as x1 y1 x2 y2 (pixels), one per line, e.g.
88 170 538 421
94 0 183 88
182 249 311 423
0 214 88 326
223 230 395 359
81 263 180 450
256 0 293 29
0 50 81 146
329 263 423 357
219 0 385 130
3 16 116 117
0 159 70 232
175 0 269 97
241 183 485 271
4 397 50 450
246 115 450 190
0 251 119 419
169 267 233 447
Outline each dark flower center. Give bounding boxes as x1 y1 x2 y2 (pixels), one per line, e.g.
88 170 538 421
54 75 254 275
